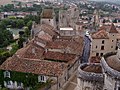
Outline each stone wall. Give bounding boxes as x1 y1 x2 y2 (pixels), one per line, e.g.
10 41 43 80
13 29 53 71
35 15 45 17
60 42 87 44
77 63 103 90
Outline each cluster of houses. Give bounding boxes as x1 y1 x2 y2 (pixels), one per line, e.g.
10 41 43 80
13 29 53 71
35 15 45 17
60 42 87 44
0 8 83 90
0 2 120 90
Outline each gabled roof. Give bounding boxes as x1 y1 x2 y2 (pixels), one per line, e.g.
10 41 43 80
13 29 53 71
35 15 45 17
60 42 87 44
45 37 83 55
16 41 45 59
92 30 109 39
40 24 59 37
0 55 67 77
109 23 118 33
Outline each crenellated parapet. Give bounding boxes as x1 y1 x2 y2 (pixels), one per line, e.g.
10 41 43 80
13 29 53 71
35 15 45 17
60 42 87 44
101 52 120 80
78 63 104 82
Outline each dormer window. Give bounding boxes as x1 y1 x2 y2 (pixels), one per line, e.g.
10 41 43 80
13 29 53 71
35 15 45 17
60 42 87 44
4 71 10 78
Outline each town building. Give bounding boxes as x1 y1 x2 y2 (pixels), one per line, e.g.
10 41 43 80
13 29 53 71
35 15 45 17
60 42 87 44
90 23 118 58
59 6 79 29
0 23 83 90
77 63 103 90
76 44 120 90
101 46 120 90
41 9 56 28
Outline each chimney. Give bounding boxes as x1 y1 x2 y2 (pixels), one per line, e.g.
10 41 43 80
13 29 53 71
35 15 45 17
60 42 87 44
32 48 36 55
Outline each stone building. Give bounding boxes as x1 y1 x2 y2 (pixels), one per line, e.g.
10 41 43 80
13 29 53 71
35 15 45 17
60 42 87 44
59 6 79 29
101 49 120 90
90 23 118 57
77 41 120 90
77 63 104 90
41 9 56 28
0 24 83 90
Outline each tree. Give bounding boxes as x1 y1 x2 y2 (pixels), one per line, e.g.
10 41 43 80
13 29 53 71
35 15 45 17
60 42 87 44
27 20 32 30
24 27 30 37
18 37 25 48
16 19 25 29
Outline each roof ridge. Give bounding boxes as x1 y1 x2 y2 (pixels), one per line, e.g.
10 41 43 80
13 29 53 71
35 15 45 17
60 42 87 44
109 23 118 33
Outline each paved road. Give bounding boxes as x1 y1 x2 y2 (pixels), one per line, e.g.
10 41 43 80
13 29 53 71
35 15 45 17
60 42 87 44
82 35 91 63
63 73 77 90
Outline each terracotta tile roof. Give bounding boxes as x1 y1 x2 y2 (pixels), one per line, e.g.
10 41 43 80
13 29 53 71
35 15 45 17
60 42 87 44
89 56 101 63
16 41 45 59
46 40 69 49
44 51 77 64
92 30 109 39
106 55 120 72
83 64 102 73
37 31 53 41
0 55 67 77
109 23 118 33
40 24 59 37
41 9 53 19
46 37 83 55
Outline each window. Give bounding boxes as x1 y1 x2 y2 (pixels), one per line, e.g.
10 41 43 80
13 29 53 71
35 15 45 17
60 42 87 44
118 87 120 90
96 46 97 48
4 71 10 78
112 40 114 42
40 76 44 81
38 75 46 82
116 46 118 50
6 81 11 85
102 40 104 44
101 46 104 50
113 35 114 36
96 53 99 56
101 53 103 56
111 46 113 48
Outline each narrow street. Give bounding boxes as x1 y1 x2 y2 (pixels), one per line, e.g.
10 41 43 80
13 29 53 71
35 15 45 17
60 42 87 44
82 35 91 63
63 73 77 90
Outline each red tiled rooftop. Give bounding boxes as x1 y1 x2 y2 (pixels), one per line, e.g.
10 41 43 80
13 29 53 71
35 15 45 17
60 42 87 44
16 41 45 59
0 55 67 77
40 24 59 37
92 30 109 39
109 23 118 33
46 37 83 55
37 31 53 41
83 64 102 73
44 51 77 64
46 40 69 49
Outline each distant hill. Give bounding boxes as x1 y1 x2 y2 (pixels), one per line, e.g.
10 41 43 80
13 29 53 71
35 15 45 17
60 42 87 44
0 0 12 6
89 0 120 4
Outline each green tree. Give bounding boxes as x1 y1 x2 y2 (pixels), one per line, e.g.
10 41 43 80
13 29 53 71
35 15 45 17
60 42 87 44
27 20 32 30
18 37 25 48
16 19 25 29
24 27 30 37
